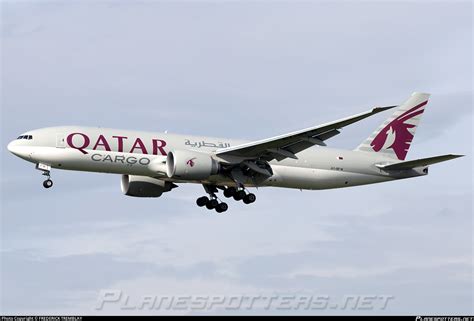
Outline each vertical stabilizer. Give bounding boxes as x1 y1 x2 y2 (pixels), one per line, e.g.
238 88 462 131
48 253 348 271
356 92 430 160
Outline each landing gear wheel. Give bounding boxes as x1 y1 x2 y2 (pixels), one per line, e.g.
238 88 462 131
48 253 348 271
223 187 236 198
233 190 246 201
196 196 209 207
206 199 219 210
43 179 53 189
243 193 256 204
215 202 228 213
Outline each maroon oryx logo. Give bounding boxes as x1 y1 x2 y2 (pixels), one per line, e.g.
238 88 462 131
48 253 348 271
371 101 426 160
186 158 197 167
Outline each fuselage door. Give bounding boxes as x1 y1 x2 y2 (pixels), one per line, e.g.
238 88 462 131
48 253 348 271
56 133 66 148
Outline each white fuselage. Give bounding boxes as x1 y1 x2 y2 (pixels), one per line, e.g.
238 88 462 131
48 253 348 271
7 126 425 190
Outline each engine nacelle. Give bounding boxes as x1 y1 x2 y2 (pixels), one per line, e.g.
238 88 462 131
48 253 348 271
166 150 219 180
121 175 175 197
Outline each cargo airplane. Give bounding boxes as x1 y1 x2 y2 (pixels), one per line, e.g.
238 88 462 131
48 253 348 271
7 93 463 213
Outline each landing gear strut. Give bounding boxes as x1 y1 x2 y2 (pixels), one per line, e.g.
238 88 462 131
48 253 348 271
196 185 228 213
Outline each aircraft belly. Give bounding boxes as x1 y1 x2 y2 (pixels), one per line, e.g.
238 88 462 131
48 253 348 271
263 165 392 190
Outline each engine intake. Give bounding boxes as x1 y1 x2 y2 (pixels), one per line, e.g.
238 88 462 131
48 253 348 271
166 150 219 180
121 175 176 197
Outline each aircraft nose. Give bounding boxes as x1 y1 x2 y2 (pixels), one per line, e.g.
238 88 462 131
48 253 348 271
7 140 31 159
7 140 17 154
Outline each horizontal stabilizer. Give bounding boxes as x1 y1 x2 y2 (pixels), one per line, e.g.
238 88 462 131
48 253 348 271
377 154 464 170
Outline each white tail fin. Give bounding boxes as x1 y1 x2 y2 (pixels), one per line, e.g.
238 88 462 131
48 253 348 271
355 92 430 160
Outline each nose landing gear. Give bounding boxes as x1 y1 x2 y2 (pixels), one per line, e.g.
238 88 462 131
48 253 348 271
36 163 53 189
43 177 53 189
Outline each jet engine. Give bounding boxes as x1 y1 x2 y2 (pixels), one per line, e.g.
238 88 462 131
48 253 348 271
121 175 176 197
166 150 219 180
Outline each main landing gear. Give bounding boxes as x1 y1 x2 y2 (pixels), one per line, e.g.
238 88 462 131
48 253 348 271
36 163 53 189
196 196 228 213
196 185 229 213
196 184 257 213
222 186 256 204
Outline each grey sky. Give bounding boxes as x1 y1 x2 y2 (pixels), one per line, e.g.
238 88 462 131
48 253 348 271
1 1 472 315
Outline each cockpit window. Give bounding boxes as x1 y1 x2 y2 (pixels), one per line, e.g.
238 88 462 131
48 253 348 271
16 135 33 140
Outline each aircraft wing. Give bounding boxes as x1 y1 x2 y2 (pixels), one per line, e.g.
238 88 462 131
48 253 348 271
216 105 396 161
